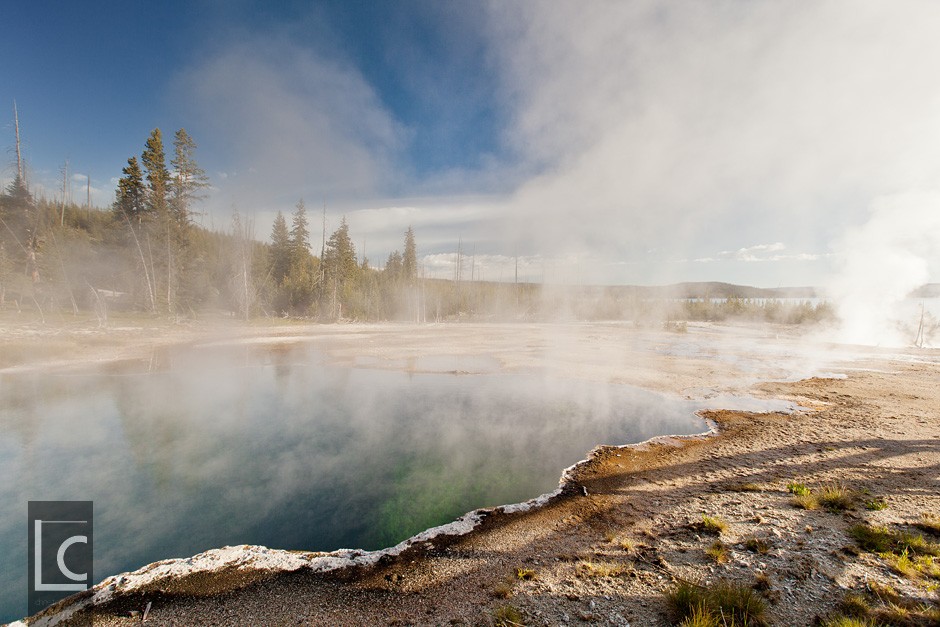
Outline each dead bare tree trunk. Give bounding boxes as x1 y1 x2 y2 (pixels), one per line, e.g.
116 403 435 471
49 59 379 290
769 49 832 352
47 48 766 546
915 303 926 348
48 228 78 315
13 101 23 182
122 214 156 312
86 280 107 327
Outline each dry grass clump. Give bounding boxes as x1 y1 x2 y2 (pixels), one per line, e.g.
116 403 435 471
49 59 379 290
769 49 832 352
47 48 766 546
817 484 856 512
792 493 820 510
575 559 632 578
821 588 940 627
493 604 525 626
493 566 538 598
885 550 940 580
820 617 877 627
744 536 771 554
788 482 858 511
706 540 730 564
849 524 940 557
698 515 729 535
838 592 870 617
666 579 767 626
491 579 514 599
863 498 888 511
603 530 637 552
677 604 719 627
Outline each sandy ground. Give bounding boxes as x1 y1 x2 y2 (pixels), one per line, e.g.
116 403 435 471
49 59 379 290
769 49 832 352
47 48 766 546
4 316 940 626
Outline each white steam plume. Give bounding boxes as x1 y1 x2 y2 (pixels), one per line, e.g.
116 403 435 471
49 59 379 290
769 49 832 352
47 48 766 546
828 192 940 346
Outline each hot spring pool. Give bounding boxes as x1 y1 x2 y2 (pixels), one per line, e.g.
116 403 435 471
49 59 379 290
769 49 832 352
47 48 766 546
0 341 709 621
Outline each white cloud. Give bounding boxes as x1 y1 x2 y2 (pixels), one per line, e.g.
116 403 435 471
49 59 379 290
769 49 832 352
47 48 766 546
173 38 405 214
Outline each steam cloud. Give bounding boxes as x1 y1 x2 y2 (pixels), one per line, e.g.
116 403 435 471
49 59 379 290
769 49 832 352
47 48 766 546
828 192 940 346
178 1 940 291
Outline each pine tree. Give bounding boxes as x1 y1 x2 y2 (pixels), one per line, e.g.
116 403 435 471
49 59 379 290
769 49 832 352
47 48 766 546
289 199 311 260
115 156 145 222
269 211 291 285
324 217 357 282
141 128 169 216
322 217 357 318
385 250 403 281
170 128 209 228
141 128 179 312
403 226 417 281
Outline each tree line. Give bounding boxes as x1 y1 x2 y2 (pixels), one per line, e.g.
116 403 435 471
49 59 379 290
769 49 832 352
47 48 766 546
0 125 428 321
1 116 839 326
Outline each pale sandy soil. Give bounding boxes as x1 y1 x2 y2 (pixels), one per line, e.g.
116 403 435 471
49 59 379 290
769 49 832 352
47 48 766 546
5 317 940 626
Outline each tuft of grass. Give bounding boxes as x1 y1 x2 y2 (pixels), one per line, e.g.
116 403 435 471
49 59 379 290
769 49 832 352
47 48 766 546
818 484 855 512
792 493 820 510
618 537 637 553
821 618 876 627
706 540 730 564
898 530 940 556
787 482 811 496
677 604 719 627
744 537 771 554
878 602 912 624
515 567 536 581
923 605 940 622
575 559 631 578
851 524 895 553
885 550 940 580
604 531 636 552
866 580 900 604
707 580 768 625
491 579 514 599
863 498 888 511
850 524 940 557
666 579 767 626
886 549 919 579
838 592 870 618
700 515 729 535
667 581 709 618
493 604 525 627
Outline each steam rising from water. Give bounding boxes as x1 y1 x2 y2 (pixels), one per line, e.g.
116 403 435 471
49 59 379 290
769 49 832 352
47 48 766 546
828 192 940 346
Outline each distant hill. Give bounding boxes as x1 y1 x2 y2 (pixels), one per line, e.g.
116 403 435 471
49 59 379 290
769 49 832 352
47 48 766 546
648 282 818 299
559 282 819 299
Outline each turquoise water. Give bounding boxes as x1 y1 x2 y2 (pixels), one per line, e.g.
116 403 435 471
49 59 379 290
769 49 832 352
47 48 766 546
0 342 706 621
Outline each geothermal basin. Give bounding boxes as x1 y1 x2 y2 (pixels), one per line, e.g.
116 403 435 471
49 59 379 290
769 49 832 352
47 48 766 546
0 321 852 622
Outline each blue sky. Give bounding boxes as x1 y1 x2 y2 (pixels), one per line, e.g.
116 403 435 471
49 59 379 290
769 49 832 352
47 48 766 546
2 1 940 288
0 1 505 196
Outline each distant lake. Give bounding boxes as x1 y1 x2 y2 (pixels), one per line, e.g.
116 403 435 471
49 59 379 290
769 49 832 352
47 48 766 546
0 342 708 622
